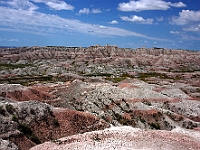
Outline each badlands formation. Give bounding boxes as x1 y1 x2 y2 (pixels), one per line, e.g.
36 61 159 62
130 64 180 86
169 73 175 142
0 45 200 149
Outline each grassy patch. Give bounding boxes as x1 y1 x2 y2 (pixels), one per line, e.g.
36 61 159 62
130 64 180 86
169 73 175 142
138 72 169 79
105 73 134 83
0 63 33 70
106 76 126 83
84 73 112 77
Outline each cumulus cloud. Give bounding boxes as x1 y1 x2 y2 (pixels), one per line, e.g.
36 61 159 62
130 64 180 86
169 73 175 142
121 15 154 24
91 9 102 14
45 1 74 10
110 20 118 24
0 6 164 41
79 8 90 14
171 10 200 25
79 8 102 14
118 0 186 12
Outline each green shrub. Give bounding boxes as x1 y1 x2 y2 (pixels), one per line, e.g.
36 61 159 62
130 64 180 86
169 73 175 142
6 104 15 114
12 114 18 122
149 122 160 130
140 117 146 123
18 123 41 144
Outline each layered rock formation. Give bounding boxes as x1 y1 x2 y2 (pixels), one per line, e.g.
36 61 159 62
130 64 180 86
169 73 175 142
0 97 109 150
0 45 200 149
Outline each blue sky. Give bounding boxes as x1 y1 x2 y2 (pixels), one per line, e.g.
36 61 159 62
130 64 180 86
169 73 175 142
0 0 200 50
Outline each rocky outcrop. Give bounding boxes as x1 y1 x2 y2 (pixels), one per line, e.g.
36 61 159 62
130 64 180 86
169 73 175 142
0 139 18 150
0 98 109 149
1 79 199 132
0 46 200 77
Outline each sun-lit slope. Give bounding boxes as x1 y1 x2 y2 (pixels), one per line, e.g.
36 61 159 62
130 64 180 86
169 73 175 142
30 126 200 150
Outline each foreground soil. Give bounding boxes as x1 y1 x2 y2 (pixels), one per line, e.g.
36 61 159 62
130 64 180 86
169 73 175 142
30 126 200 150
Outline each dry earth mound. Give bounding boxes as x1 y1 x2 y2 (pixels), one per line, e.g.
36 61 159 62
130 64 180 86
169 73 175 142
30 126 200 150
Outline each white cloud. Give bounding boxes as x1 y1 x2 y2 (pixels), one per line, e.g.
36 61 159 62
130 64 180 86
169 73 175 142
110 20 118 24
0 6 165 41
118 0 186 12
3 0 38 11
169 2 186 8
79 8 102 14
1 0 74 11
171 10 200 25
45 1 74 10
91 9 102 14
156 16 164 22
79 8 90 14
121 15 154 24
98 25 107 29
0 38 18 42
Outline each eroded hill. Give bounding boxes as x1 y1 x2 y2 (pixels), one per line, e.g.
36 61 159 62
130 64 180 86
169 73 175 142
0 45 200 150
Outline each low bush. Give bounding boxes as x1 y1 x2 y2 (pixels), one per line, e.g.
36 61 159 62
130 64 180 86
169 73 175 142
6 104 15 114
18 123 41 144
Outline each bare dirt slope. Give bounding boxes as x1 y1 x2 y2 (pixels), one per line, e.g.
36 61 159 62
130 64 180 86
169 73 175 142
30 126 200 150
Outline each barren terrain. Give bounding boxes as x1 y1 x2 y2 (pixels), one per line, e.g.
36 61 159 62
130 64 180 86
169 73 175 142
0 45 200 149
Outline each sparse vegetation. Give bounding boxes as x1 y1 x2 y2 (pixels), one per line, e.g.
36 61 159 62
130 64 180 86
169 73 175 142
6 104 15 114
139 117 146 123
149 122 160 130
84 73 112 77
142 100 152 106
0 63 34 70
12 114 18 122
18 123 41 144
